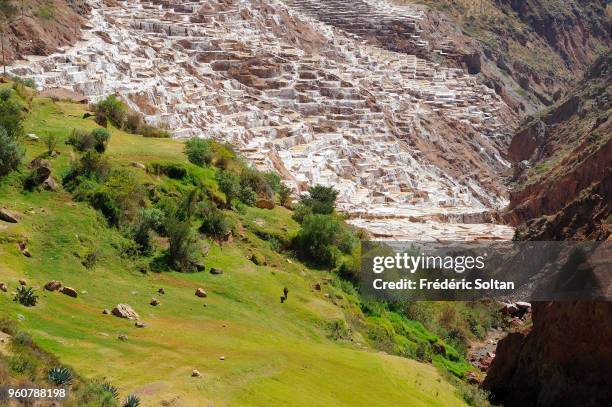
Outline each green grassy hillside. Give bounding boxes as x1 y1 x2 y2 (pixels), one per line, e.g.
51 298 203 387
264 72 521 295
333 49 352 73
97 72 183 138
0 86 476 406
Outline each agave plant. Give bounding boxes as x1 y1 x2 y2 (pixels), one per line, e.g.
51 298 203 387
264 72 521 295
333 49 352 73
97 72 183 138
13 286 38 307
122 394 140 407
48 366 73 386
101 382 119 400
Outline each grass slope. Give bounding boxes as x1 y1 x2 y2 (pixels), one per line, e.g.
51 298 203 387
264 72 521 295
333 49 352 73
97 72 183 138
0 93 469 406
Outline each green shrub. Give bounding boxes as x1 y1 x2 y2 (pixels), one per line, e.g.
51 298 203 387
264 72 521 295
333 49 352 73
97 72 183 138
13 286 39 307
48 366 73 386
131 209 155 255
0 127 24 176
185 138 215 166
240 167 273 201
0 92 24 139
95 95 127 128
11 76 37 89
263 171 281 192
147 162 187 179
216 169 240 203
199 206 232 240
139 123 170 138
92 170 146 226
293 214 356 268
297 185 338 217
91 128 111 153
238 185 257 206
122 394 140 407
278 184 293 207
328 319 352 340
36 2 55 20
8 353 38 377
43 133 58 154
67 129 96 152
166 216 198 272
74 380 119 407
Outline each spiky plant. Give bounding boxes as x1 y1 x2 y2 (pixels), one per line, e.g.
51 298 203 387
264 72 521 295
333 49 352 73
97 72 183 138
101 382 119 400
122 394 140 407
48 366 73 386
13 286 38 307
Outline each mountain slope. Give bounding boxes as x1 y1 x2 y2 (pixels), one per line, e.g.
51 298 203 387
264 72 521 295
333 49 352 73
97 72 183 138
394 0 610 114
0 89 473 406
505 51 611 240
482 52 612 407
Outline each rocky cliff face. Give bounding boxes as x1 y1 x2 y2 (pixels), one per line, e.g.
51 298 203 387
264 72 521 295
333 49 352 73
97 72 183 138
0 0 89 64
484 301 612 407
484 52 612 406
506 52 611 241
393 0 611 115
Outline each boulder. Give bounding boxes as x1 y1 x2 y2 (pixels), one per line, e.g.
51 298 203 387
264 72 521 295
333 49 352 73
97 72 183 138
0 209 21 223
135 321 146 328
194 262 205 272
44 280 62 291
313 283 321 291
42 176 59 191
0 282 7 292
26 133 39 141
516 301 531 310
250 252 265 265
117 334 128 341
60 286 78 298
150 298 160 306
256 198 275 210
192 369 201 377
112 304 140 320
432 342 446 356
209 268 223 275
102 309 111 315
18 279 27 286
158 288 165 295
195 288 207 298
465 371 481 385
132 162 146 170
18 243 31 258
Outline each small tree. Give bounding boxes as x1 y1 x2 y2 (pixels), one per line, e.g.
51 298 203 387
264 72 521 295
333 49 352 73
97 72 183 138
44 133 58 155
185 138 214 167
91 128 111 153
216 169 240 204
166 215 198 272
0 126 23 176
279 184 292 207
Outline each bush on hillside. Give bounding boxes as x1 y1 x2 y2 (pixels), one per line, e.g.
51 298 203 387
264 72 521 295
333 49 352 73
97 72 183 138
165 215 199 272
293 185 338 222
0 127 24 177
240 167 274 202
63 152 111 189
91 170 146 226
147 162 187 179
94 95 127 128
67 128 111 153
199 204 232 241
185 138 215 166
130 209 155 256
94 95 170 137
0 91 24 139
293 214 357 268
13 286 38 307
91 128 111 152
278 184 293 207
216 169 240 203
